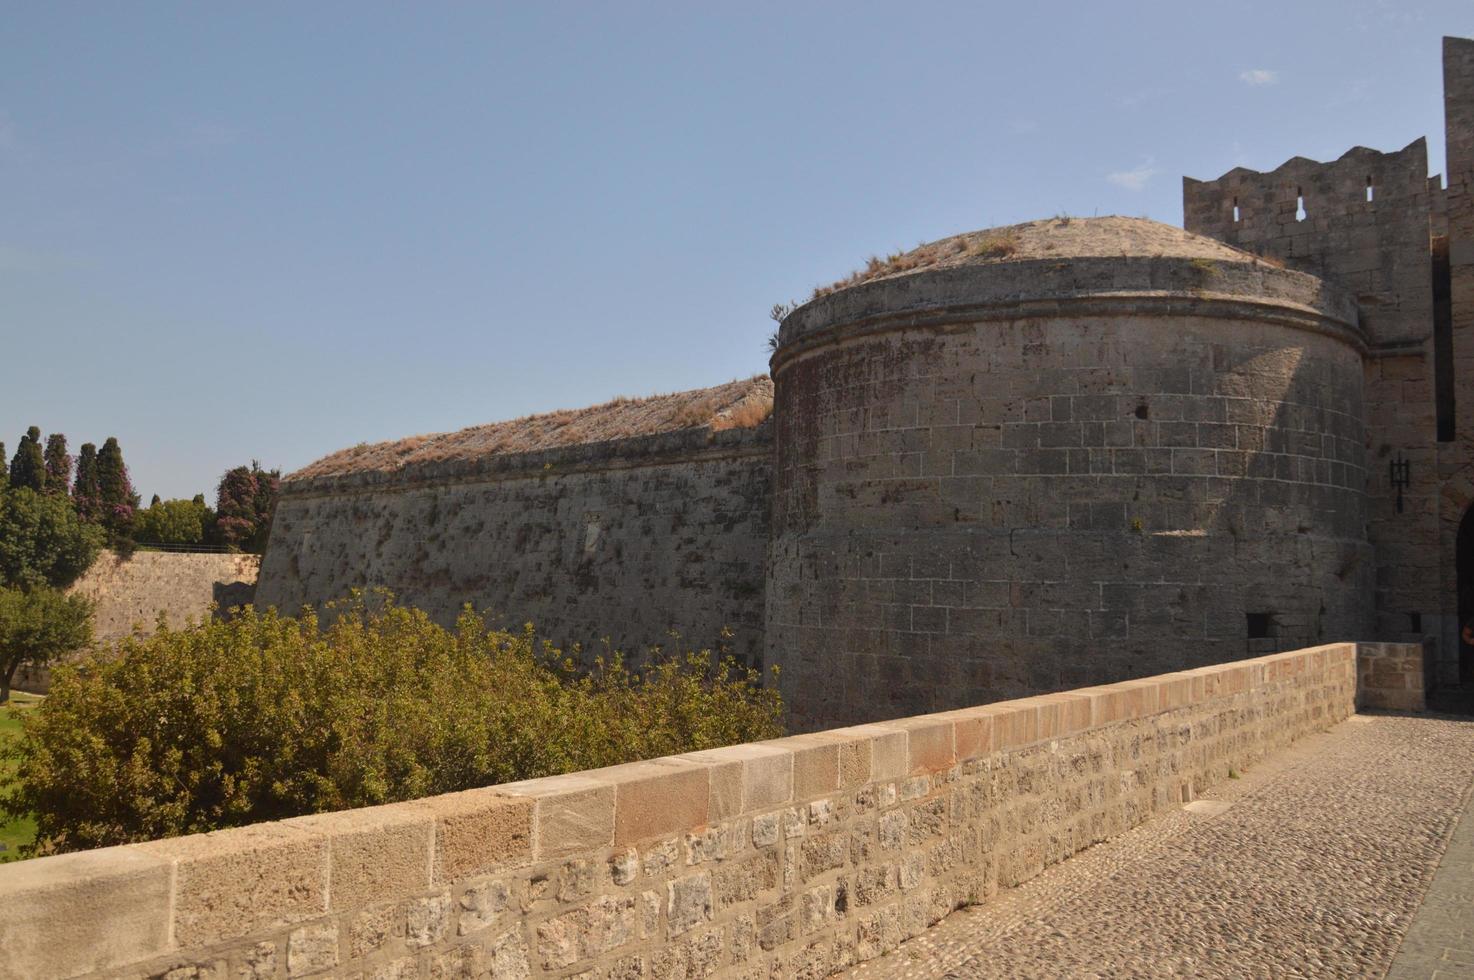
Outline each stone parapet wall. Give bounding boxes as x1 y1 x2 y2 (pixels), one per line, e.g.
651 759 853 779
1357 641 1428 711
0 641 1417 980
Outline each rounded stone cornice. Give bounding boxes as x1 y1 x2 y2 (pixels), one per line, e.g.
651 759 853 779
771 255 1361 373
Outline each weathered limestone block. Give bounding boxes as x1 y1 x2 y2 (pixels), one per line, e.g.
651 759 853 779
458 879 511 936
534 894 639 969
666 871 714 936
406 891 451 947
0 846 173 978
139 822 329 948
286 920 338 977
283 803 433 912
350 904 398 957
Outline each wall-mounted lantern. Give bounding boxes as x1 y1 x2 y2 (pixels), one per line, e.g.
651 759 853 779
1390 454 1411 513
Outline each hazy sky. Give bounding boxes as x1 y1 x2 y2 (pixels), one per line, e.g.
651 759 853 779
3 2 1471 500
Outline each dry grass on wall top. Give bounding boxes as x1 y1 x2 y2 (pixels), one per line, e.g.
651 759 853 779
805 215 1266 301
292 376 774 481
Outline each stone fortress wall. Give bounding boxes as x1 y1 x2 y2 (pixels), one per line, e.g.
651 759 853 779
0 641 1425 980
766 222 1374 730
252 37 1474 728
14 549 260 694
257 392 773 665
1182 36 1474 690
1441 36 1474 688
1183 139 1446 665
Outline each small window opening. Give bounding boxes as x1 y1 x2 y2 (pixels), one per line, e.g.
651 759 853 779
1295 188 1307 222
1134 402 1149 420
1366 177 1374 203
1246 612 1274 639
1409 612 1423 633
1232 197 1240 223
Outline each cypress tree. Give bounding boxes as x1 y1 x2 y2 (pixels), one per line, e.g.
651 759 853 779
72 443 101 522
95 437 139 534
0 443 6 491
9 427 45 493
43 433 71 495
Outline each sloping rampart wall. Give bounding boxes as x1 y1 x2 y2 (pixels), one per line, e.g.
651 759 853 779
257 426 772 665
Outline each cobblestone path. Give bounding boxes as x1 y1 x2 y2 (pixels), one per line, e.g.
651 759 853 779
1387 751 1474 980
838 713 1474 979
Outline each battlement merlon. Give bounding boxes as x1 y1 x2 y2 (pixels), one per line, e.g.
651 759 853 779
1184 139 1431 229
1183 139 1435 348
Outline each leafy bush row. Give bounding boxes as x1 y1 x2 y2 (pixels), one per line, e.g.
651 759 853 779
0 593 782 854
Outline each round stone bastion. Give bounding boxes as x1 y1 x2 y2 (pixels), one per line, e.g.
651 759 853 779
766 216 1373 731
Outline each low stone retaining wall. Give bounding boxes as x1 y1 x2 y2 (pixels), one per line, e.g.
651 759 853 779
13 550 260 695
0 642 1419 979
1356 641 1427 711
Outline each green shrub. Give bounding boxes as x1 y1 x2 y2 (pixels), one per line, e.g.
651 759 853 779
133 497 210 545
0 594 782 854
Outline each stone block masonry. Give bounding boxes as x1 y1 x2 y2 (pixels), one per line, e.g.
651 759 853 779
1184 138 1448 677
1358 640 1428 711
13 550 261 695
257 423 771 666
0 641 1418 979
767 220 1373 730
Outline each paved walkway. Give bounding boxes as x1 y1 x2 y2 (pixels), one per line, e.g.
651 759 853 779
838 712 1474 979
1387 759 1474 979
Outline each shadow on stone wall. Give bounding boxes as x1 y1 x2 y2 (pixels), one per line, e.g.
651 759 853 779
212 580 257 621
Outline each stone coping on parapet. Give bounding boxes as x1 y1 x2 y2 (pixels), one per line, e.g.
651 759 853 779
278 421 772 499
774 253 1360 368
0 640 1425 979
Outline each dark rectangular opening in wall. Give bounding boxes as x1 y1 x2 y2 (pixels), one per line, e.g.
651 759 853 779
1433 235 1456 441
1409 612 1423 633
1246 612 1274 639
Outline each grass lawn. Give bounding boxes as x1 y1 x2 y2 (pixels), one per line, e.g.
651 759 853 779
0 691 40 861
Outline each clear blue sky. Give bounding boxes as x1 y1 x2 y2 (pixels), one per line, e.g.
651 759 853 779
3 2 1470 500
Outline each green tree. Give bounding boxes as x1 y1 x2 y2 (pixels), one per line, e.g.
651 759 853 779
133 498 209 545
0 594 782 853
0 488 105 591
95 437 139 537
0 443 7 491
42 434 70 495
0 586 92 704
213 461 281 552
71 443 100 522
8 428 45 493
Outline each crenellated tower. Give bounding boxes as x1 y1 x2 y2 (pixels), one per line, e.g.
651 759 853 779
1183 36 1474 691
